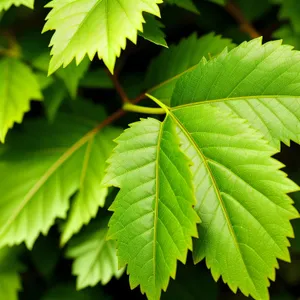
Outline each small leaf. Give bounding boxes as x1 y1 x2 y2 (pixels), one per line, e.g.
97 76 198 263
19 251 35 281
56 58 90 99
0 247 23 300
66 219 124 289
43 0 163 74
104 117 200 300
0 58 42 142
0 0 34 11
139 14 168 48
165 0 199 14
79 69 114 89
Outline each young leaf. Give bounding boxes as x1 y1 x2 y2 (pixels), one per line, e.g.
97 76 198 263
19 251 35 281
0 0 34 11
0 58 42 143
104 117 200 300
0 247 23 300
165 0 199 14
61 127 121 245
145 33 234 105
0 106 115 249
171 38 300 149
66 220 124 289
43 0 163 74
139 14 168 48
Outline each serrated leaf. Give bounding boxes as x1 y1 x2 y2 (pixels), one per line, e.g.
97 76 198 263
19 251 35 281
66 220 124 289
139 14 168 48
0 58 42 143
104 117 200 300
171 38 300 149
145 33 234 105
0 105 115 248
61 127 121 245
0 0 34 11
43 0 162 74
145 93 299 299
165 0 199 14
0 247 23 300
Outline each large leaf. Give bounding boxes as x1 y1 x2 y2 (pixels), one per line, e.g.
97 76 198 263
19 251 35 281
169 38 300 149
0 104 116 248
0 58 42 143
145 33 234 105
0 0 34 11
104 117 200 300
66 220 124 289
0 247 23 300
43 0 162 74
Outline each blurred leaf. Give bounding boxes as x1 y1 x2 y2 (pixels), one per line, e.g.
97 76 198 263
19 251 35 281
273 25 300 49
43 80 67 122
0 0 34 11
31 233 60 279
139 14 167 48
41 283 109 300
165 0 199 14
0 247 24 300
66 219 124 289
79 69 113 89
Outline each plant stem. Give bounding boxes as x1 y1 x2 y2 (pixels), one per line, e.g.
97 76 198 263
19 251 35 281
225 1 260 39
107 70 130 103
123 103 166 115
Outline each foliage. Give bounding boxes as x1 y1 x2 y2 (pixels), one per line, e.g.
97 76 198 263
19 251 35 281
1 1 300 300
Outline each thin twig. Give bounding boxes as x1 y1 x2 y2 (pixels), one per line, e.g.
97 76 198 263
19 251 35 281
107 70 130 103
225 1 260 39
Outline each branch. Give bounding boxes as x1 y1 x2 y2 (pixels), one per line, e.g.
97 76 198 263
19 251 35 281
225 1 260 39
107 70 129 103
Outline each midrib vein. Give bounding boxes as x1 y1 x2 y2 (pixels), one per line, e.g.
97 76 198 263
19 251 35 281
168 111 258 293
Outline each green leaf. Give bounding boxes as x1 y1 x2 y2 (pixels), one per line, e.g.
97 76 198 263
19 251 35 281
41 283 108 300
43 0 163 74
171 38 300 149
273 25 300 49
79 69 114 89
139 14 168 48
165 0 199 14
208 0 225 5
0 105 115 248
104 117 200 300
145 33 234 105
56 58 90 99
61 127 121 245
0 58 42 143
0 247 23 300
66 219 124 289
275 0 300 33
43 81 67 123
0 0 34 11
